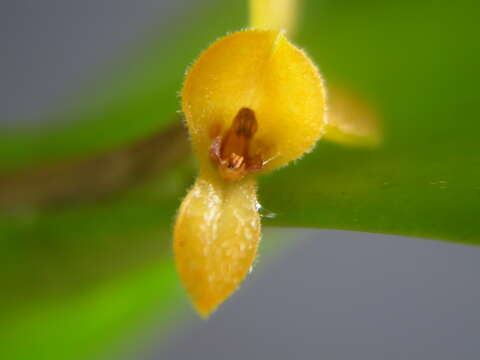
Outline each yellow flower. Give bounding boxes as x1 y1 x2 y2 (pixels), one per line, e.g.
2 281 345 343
174 29 326 317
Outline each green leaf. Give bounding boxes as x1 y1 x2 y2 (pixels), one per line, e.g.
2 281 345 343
3 0 477 245
0 163 193 359
260 0 480 245
0 262 182 360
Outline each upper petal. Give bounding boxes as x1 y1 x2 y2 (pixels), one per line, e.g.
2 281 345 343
182 29 326 172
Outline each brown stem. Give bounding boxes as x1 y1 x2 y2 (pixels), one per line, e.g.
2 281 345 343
0 122 190 209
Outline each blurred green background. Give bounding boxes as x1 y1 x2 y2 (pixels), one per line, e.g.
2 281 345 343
1 0 479 359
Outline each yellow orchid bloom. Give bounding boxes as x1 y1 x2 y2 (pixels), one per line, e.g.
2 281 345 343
174 28 326 317
174 0 380 317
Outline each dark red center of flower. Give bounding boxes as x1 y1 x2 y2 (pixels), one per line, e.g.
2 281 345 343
209 107 263 182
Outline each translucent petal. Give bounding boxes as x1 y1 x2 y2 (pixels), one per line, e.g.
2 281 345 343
249 0 299 34
173 175 260 317
324 87 382 148
182 30 326 173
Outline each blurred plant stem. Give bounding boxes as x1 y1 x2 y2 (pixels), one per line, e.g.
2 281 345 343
0 122 188 210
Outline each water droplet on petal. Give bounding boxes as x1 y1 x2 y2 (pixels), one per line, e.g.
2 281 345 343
257 203 277 219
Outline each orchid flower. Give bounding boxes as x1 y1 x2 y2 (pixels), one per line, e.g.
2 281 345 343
174 0 379 317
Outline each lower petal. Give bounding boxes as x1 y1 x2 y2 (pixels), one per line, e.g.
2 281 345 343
173 175 261 317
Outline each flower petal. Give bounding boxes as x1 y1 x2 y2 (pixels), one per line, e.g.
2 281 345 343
324 87 382 147
249 0 299 34
174 175 261 317
182 30 326 172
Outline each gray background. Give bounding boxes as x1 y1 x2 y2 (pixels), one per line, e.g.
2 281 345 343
152 231 480 360
2 1 480 359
